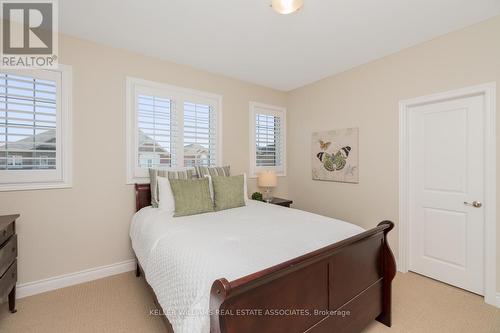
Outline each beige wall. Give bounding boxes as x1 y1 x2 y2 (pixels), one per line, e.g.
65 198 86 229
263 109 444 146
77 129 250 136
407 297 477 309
1 16 499 294
287 16 500 291
0 35 287 284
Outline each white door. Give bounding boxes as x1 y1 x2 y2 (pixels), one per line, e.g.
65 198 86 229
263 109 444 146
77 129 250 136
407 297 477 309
409 94 485 295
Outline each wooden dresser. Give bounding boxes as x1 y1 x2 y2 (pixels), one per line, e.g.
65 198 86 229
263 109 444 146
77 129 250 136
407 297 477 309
0 214 18 313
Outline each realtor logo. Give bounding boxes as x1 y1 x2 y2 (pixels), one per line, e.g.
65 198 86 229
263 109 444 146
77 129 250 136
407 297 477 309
1 0 58 68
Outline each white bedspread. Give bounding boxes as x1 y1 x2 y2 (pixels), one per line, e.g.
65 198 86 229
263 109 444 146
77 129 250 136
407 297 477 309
130 200 364 333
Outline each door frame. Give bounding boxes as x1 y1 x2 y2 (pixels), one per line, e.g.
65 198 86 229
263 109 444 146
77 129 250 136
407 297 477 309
398 82 497 307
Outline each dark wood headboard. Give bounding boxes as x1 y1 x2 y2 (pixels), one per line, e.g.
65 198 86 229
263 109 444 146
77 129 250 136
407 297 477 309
135 183 151 212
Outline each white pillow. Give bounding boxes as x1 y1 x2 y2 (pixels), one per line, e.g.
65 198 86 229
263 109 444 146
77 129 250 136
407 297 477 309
243 173 249 204
157 176 175 214
204 175 214 202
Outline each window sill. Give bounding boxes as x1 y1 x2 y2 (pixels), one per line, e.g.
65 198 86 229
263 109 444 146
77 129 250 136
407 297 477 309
248 172 286 179
0 182 72 192
127 177 150 185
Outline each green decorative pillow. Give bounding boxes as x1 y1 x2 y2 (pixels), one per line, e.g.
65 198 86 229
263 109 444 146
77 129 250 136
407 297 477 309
212 175 245 211
149 168 196 208
169 178 214 217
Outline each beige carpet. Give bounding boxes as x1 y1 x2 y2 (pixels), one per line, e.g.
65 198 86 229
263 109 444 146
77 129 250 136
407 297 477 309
0 272 499 333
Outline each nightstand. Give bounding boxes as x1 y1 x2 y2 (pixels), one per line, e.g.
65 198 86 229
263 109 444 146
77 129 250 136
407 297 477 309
0 214 19 313
269 197 293 208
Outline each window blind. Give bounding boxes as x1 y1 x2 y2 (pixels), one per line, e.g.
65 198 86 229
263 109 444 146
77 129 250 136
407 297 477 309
255 113 283 167
127 79 222 182
183 102 217 167
137 95 176 168
0 73 57 170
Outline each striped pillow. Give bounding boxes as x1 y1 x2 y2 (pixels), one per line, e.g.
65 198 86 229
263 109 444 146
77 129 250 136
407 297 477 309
195 166 231 178
149 169 196 208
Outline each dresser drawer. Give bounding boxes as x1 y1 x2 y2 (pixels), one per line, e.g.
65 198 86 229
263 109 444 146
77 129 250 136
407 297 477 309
0 235 17 278
0 222 14 247
0 260 16 300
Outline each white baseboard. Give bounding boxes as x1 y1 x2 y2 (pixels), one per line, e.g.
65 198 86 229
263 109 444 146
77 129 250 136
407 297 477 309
16 259 136 299
496 293 500 308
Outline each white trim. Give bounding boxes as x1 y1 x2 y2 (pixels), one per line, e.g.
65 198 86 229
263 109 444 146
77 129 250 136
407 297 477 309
249 101 287 178
398 82 497 307
0 64 73 192
126 77 223 184
60 64 73 190
0 182 72 192
496 293 500 307
125 77 135 184
16 259 136 299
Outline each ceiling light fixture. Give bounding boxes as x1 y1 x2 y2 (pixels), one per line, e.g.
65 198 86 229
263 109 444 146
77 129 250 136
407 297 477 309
271 0 304 15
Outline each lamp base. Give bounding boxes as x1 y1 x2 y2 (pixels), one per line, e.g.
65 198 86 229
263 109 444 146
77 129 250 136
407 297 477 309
264 188 274 203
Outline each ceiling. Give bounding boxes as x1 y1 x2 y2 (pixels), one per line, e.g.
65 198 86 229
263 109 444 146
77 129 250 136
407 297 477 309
60 0 500 91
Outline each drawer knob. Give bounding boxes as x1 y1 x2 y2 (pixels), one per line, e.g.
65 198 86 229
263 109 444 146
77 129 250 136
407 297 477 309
11 273 15 278
11 247 15 253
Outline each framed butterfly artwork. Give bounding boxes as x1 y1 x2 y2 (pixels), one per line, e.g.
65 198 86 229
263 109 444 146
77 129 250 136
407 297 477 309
311 127 359 183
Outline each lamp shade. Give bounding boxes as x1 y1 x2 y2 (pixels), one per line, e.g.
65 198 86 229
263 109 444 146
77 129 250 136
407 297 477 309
258 171 278 187
271 0 304 15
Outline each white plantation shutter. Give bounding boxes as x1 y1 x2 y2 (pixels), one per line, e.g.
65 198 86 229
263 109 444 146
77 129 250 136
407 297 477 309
255 113 282 167
127 78 222 183
183 101 217 167
136 95 177 168
0 67 72 191
250 102 286 177
0 73 58 170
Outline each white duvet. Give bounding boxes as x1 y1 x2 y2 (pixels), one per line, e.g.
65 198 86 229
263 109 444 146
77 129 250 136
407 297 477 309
130 200 364 333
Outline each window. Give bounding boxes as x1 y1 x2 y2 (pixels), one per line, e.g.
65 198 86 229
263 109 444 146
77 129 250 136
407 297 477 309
126 78 221 183
137 95 175 168
0 66 72 191
183 102 217 167
7 155 23 168
249 102 286 177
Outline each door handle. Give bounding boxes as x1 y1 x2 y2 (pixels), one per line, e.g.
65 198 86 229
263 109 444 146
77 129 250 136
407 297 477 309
464 201 482 208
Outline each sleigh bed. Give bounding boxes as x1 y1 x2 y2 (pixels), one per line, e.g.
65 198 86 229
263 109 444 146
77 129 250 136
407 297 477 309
132 183 396 333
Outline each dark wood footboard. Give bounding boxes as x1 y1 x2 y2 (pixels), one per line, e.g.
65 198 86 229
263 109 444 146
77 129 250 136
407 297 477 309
209 221 396 333
134 184 396 333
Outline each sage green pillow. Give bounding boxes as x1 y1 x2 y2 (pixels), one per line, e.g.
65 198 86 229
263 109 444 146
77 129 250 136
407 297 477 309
149 168 196 208
169 178 214 217
212 175 245 211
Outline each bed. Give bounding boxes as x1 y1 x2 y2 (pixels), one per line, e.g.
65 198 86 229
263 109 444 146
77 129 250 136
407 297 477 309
132 183 396 333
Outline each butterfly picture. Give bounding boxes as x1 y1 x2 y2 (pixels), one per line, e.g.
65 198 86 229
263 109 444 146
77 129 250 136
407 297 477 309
344 165 357 176
312 128 359 183
317 146 351 172
318 140 331 151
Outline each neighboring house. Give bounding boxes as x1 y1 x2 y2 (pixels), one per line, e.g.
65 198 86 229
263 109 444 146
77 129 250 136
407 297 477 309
184 143 210 167
256 143 278 166
0 129 56 170
2 129 213 170
137 130 171 168
138 129 211 167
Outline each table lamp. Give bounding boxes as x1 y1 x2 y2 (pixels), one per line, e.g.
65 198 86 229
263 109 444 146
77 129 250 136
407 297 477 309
258 171 277 203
